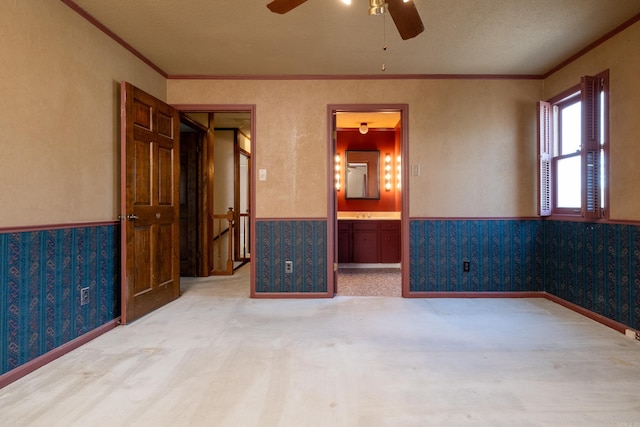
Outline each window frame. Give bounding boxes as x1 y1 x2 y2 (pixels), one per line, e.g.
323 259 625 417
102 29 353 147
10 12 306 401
552 90 582 215
538 70 609 220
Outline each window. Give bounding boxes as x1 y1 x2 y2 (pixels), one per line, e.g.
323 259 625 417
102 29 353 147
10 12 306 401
538 70 609 219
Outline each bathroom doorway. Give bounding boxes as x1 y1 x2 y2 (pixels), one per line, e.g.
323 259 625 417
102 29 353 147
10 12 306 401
328 105 409 297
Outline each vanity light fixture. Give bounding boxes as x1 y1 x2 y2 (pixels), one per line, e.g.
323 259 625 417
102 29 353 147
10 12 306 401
396 155 402 190
384 153 392 191
334 154 341 191
359 122 369 135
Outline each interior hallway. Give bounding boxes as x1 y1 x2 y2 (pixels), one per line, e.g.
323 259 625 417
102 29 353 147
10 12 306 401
1 264 640 426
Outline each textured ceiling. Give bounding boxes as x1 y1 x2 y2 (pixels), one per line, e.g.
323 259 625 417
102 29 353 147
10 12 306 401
67 0 640 77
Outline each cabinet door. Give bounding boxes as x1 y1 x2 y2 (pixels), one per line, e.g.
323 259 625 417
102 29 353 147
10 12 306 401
352 229 378 263
338 229 352 263
379 220 401 263
380 230 401 263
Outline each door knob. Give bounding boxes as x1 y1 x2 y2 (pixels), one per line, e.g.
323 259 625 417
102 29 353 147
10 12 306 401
127 214 139 221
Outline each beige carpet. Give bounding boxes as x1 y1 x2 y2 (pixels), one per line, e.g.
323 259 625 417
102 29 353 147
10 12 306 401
3 265 640 426
337 268 401 297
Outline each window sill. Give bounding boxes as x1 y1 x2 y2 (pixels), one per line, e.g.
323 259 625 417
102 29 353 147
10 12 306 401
543 213 610 224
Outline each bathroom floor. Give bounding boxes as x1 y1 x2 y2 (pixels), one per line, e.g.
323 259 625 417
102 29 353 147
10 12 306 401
337 267 401 296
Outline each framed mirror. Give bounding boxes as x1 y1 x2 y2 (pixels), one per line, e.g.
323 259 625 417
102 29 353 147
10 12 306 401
345 150 380 199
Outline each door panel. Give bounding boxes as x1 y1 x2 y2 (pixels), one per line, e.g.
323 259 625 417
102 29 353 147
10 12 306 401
134 140 151 204
121 81 180 324
179 130 200 276
158 223 174 284
158 146 174 204
133 226 151 295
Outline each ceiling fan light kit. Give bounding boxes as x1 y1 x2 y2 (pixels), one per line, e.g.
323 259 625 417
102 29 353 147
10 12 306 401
369 0 385 16
266 0 424 40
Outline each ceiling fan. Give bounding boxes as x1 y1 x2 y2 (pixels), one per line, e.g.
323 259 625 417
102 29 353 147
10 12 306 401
266 0 424 40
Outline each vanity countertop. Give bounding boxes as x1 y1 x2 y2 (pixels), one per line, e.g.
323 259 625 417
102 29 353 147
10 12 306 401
337 212 401 220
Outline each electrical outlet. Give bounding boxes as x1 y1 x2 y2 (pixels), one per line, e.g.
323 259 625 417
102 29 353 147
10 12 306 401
463 261 470 272
80 287 89 306
285 260 293 274
624 329 640 341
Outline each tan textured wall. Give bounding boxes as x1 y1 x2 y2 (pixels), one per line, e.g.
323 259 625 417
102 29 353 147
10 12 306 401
544 21 640 221
169 79 542 218
2 2 635 226
0 0 165 227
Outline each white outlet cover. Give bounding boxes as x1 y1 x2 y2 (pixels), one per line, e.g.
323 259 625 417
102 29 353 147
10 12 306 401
259 169 267 181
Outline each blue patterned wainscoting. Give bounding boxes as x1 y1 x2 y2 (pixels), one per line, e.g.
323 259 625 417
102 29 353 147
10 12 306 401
0 224 119 376
409 219 544 293
544 221 640 331
255 220 327 294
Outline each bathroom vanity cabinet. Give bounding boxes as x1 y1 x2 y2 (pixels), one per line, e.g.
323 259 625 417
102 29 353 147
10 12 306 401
338 220 400 263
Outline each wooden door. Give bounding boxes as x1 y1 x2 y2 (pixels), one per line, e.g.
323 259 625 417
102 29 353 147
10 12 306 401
179 129 200 276
120 82 180 324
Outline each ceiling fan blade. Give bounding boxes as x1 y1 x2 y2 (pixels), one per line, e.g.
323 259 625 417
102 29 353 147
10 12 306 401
267 0 309 14
387 0 424 40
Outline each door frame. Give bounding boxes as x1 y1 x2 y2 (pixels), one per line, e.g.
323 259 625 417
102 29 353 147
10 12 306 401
172 104 256 287
327 104 410 297
235 146 251 263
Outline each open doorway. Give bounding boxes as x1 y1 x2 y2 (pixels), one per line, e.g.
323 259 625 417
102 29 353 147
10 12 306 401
178 108 254 279
329 105 409 297
212 114 251 271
